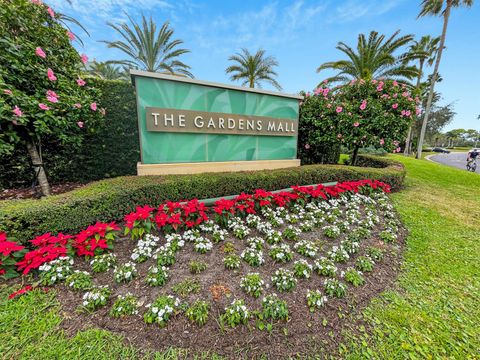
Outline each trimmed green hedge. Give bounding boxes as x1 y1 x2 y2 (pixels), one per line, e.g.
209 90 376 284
0 155 404 244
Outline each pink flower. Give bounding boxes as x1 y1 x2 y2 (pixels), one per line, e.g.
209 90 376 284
3 89 12 95
392 80 398 87
402 92 408 97
47 68 57 81
326 103 332 108
73 103 82 108
304 144 310 149
38 103 50 110
401 110 406 116
376 85 383 92
77 121 84 128
396 147 401 152
76 79 86 86
47 7 55 18
359 100 367 110
323 88 330 96
35 47 46 59
353 121 360 127
337 133 342 138
46 90 58 103
372 80 377 84
313 88 322 96
67 31 75 41
12 106 22 117
336 106 343 113
31 0 43 4
80 54 88 64
392 103 398 109
393 93 398 98
416 107 421 115
305 92 310 97
405 110 411 117
90 102 97 111
379 138 385 145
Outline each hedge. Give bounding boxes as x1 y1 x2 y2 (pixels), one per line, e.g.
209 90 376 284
0 155 405 244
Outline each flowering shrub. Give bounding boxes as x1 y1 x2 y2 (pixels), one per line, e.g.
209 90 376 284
293 259 313 279
165 233 185 252
283 225 301 241
0 232 26 279
220 299 250 327
90 253 116 273
38 256 74 285
355 256 374 272
306 289 328 312
314 257 338 277
131 234 159 263
261 294 289 321
299 79 417 164
113 262 137 283
185 300 210 326
0 0 103 191
271 268 297 292
324 278 347 298
74 222 119 257
224 254 241 270
269 244 293 263
245 237 265 251
144 295 181 327
110 293 139 317
193 237 213 254
145 265 169 287
366 247 384 261
241 247 264 267
294 240 317 258
343 268 365 287
240 273 265 298
155 247 176 266
65 270 92 291
82 286 111 311
124 205 155 240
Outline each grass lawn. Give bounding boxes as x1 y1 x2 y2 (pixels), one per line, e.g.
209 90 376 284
340 155 480 359
1 156 479 359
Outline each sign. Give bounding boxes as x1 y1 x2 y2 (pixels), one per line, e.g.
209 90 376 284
145 107 298 136
130 69 302 174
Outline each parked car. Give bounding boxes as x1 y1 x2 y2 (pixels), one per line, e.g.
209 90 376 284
432 147 451 154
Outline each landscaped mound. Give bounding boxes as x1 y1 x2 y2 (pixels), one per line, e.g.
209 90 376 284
2 180 404 358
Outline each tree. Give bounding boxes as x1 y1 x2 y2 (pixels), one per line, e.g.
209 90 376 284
0 0 102 196
88 62 128 81
225 48 282 90
316 30 418 84
101 15 192 77
403 35 440 154
416 0 474 159
300 79 417 165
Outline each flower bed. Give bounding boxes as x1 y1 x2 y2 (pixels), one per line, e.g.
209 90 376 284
2 179 405 357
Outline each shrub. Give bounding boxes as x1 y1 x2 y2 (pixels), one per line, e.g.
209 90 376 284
144 295 181 327
261 294 289 321
65 270 92 291
81 286 111 311
0 157 404 245
220 299 250 328
240 273 265 298
109 293 139 317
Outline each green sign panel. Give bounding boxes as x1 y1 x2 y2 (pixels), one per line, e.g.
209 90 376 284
130 70 302 164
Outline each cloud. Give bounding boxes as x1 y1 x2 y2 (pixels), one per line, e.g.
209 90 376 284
332 0 403 22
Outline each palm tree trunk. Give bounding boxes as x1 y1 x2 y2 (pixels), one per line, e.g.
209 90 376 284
26 138 51 196
417 2 451 159
404 61 424 156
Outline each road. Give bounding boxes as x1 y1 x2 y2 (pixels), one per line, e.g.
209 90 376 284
429 152 471 171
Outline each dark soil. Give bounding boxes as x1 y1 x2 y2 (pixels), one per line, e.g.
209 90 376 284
53 208 406 359
0 182 85 200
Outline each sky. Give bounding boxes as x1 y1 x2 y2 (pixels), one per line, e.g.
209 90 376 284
48 0 480 132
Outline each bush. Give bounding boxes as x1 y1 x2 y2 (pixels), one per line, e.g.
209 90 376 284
0 79 138 189
0 156 405 244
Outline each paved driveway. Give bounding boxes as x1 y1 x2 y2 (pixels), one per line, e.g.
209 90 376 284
429 152 470 171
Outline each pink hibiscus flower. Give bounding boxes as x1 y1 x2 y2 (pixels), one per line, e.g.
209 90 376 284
80 54 88 65
4 89 12 95
47 68 57 81
67 31 75 41
13 106 22 117
38 103 50 110
35 47 46 59
76 79 86 86
90 102 97 111
392 103 398 109
77 121 84 128
47 7 55 18
336 106 343 113
353 121 360 127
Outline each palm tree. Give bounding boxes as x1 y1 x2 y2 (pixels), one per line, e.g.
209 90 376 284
416 0 474 159
88 62 129 81
404 35 440 155
225 48 282 90
316 30 418 84
101 14 192 77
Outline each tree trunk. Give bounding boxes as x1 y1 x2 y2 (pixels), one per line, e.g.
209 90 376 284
26 139 51 196
417 3 451 159
404 61 424 156
351 146 360 166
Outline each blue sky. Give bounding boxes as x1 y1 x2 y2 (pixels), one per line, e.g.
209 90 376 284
49 0 480 132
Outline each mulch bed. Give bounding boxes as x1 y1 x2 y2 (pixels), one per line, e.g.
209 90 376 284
0 183 85 200
51 209 406 359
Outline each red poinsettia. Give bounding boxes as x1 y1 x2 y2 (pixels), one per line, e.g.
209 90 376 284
124 205 155 240
74 221 119 257
0 232 26 279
